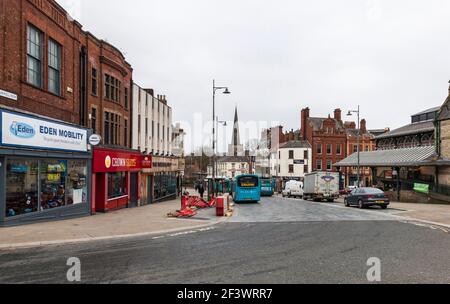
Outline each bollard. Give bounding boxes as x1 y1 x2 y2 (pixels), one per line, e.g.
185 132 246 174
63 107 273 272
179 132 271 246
216 197 224 217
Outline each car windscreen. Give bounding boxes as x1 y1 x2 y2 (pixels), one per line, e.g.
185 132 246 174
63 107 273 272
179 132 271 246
238 176 259 188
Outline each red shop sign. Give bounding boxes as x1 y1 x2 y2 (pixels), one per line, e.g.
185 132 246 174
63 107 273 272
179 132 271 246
93 148 152 172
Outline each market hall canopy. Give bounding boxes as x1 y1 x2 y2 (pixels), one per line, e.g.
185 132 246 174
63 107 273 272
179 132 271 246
334 146 436 168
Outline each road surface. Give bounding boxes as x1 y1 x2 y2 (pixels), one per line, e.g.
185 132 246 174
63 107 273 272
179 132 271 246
0 196 449 284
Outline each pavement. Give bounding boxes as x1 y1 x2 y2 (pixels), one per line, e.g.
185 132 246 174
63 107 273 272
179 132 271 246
0 196 225 250
1 195 449 283
333 197 450 228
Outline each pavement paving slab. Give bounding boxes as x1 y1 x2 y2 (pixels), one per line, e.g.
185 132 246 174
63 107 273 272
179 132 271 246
0 198 223 249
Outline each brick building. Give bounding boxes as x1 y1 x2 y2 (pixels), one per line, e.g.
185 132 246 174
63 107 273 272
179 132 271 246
300 108 347 173
0 0 94 225
300 107 378 188
345 119 377 187
0 0 144 224
0 0 133 146
0 0 84 123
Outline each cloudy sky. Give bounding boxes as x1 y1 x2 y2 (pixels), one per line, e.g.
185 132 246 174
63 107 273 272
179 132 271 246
57 0 450 153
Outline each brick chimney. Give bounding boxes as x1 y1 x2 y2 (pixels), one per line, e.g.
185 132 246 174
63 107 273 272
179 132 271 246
360 119 367 133
334 108 342 121
301 107 310 139
345 121 356 129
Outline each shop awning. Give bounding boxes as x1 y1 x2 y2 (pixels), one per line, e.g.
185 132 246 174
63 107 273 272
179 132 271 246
334 146 436 167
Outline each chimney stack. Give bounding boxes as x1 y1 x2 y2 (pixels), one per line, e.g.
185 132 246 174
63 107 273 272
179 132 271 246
301 107 310 139
334 108 342 121
360 119 367 133
448 80 450 96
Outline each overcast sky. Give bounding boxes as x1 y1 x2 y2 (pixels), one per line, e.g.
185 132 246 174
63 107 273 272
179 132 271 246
57 0 450 153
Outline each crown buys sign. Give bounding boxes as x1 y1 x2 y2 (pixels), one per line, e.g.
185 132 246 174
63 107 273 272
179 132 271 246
93 148 152 173
0 110 88 152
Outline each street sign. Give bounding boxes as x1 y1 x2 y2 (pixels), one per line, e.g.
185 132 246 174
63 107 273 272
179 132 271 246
89 134 102 146
0 89 18 101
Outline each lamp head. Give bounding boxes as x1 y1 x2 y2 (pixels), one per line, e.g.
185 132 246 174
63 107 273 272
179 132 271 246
347 111 352 116
223 88 231 95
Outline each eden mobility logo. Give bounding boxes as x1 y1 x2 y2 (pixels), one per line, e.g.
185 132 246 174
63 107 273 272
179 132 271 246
9 121 36 139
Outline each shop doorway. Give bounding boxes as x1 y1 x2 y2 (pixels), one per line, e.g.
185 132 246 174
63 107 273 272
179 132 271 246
129 173 138 207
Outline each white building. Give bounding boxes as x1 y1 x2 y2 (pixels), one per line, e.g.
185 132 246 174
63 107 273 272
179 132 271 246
132 84 172 156
277 140 312 181
217 156 252 179
172 123 186 157
132 83 184 204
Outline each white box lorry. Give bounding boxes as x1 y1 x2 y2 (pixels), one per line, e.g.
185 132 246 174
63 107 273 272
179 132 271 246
303 172 340 202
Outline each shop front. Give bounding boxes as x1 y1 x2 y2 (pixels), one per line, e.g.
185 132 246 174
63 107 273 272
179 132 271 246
0 109 91 226
140 156 182 205
92 148 151 212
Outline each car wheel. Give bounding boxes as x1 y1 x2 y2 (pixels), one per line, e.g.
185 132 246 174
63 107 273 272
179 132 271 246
345 199 350 207
381 205 388 210
358 200 364 209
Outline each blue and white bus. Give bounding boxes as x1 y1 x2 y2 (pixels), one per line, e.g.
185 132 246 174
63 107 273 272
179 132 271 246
232 174 261 203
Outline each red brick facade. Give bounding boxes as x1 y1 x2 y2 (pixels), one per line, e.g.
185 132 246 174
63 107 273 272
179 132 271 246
0 0 84 123
300 107 377 187
301 108 347 173
345 119 377 186
0 0 132 148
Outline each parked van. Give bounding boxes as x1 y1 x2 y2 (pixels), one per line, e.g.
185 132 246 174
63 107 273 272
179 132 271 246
282 181 304 198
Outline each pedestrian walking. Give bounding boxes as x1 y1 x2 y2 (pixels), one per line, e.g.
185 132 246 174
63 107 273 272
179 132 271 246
198 182 205 199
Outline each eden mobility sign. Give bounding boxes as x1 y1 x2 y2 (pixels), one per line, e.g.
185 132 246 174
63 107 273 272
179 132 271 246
1 110 88 152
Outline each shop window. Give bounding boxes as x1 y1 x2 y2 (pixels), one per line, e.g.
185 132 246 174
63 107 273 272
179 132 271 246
40 160 68 210
108 172 127 199
66 160 88 206
153 173 177 201
5 159 39 217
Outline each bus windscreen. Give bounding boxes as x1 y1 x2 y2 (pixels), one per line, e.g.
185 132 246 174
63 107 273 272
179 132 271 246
238 176 259 188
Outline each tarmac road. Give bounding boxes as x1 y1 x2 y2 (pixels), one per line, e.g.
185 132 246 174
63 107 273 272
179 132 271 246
0 196 449 284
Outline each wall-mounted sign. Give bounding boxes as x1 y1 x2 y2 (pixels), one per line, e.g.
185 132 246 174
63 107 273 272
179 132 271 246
294 160 305 165
0 110 88 152
0 89 18 101
93 148 152 173
89 134 102 146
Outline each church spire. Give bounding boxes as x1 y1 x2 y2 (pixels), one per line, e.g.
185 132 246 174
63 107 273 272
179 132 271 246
228 106 243 156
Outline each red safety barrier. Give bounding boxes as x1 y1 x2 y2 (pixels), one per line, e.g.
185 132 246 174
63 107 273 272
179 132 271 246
169 195 217 218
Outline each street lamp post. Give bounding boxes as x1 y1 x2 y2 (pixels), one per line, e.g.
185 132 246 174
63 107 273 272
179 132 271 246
212 80 231 196
216 116 227 179
347 105 361 188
